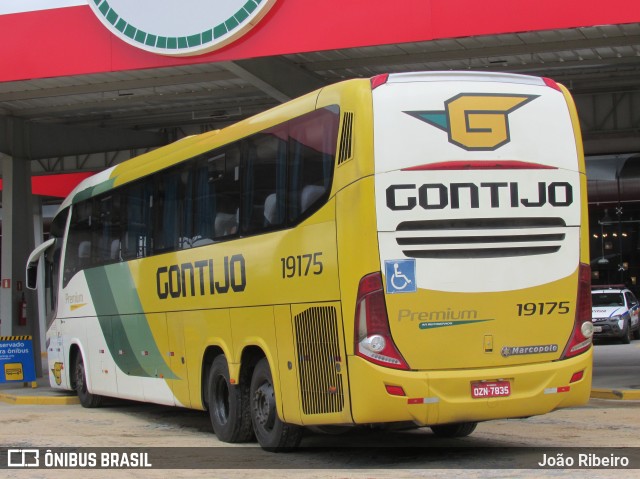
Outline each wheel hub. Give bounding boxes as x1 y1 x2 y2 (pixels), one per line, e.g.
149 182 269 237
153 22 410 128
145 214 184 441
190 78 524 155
253 382 275 430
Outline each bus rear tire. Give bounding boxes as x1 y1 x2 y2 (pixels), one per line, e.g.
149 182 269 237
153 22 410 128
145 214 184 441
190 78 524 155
74 353 103 408
207 355 254 443
430 422 477 438
250 358 303 451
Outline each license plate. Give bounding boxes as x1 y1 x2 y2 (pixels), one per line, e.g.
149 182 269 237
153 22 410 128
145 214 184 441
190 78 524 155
471 381 511 398
593 326 602 333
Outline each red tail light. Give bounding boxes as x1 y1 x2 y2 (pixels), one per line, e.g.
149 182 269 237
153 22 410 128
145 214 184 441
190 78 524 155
570 370 585 383
370 73 389 90
543 77 562 92
561 263 593 359
402 160 556 171
354 272 409 370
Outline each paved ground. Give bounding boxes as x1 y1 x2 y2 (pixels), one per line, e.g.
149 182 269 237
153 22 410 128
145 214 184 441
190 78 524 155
0 395 638 478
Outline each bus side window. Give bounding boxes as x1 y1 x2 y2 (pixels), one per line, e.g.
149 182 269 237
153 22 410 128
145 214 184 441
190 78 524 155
122 182 152 259
184 155 220 247
242 128 287 234
95 193 123 263
153 167 184 254
300 185 326 212
288 107 339 222
47 207 68 314
212 145 241 240
63 201 93 286
175 171 188 249
78 240 92 269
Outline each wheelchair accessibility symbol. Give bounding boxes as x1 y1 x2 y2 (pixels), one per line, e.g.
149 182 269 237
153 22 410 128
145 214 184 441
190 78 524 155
384 259 417 294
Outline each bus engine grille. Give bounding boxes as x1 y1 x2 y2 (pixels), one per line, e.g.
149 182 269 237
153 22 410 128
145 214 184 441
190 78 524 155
294 306 345 415
395 217 567 259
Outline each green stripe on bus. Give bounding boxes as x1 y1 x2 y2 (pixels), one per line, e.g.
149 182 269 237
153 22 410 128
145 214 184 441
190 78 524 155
72 179 116 204
85 266 177 380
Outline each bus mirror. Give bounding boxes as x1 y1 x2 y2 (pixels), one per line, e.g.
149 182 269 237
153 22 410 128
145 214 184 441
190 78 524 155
25 238 56 290
26 262 38 290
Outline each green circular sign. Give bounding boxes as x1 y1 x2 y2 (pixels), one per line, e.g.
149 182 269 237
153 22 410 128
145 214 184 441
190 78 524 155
88 0 276 56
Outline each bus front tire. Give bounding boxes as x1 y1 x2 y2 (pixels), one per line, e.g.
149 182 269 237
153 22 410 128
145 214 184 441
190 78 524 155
250 358 303 451
430 422 477 438
74 353 103 408
207 355 254 443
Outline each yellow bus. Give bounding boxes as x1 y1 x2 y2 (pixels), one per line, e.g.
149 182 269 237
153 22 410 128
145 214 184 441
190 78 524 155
27 71 593 450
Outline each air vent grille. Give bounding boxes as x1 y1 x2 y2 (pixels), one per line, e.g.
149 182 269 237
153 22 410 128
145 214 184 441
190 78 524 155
294 306 344 415
395 217 567 259
337 112 354 165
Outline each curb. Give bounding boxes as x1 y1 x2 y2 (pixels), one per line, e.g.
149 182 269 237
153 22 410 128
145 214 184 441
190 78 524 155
590 388 640 401
0 388 80 406
0 393 80 405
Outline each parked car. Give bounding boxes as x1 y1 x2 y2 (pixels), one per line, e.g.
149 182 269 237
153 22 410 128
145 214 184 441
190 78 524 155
591 286 640 344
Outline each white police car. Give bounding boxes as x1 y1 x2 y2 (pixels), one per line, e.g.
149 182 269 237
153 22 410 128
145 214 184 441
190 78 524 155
591 286 640 344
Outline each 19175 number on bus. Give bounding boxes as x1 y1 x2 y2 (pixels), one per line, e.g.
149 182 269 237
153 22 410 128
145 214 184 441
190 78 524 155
280 253 323 278
517 302 570 316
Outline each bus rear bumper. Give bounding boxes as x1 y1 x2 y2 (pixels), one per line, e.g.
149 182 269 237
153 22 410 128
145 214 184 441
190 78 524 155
348 349 593 426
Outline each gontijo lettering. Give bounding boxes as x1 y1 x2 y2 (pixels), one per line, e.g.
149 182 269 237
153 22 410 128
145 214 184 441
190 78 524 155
386 181 573 210
156 254 246 299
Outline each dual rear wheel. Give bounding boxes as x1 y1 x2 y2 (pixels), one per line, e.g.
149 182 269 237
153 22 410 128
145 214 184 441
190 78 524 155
208 356 303 450
208 355 478 449
207 355 253 443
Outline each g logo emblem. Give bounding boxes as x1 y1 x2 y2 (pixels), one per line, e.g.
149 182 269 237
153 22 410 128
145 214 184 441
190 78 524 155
405 93 538 151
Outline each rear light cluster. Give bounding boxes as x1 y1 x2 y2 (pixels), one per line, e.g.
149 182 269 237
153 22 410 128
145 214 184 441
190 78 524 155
354 273 409 370
570 370 584 383
370 73 389 90
561 263 594 359
402 160 556 171
543 77 562 92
